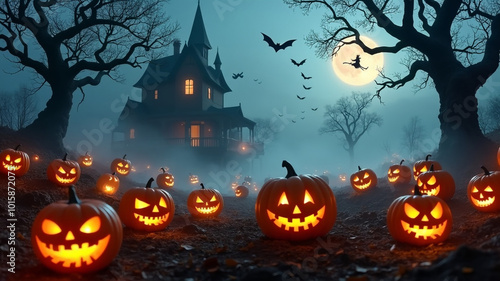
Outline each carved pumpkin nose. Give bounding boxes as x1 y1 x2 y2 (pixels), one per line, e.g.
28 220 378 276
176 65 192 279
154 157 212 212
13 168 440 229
480 193 484 199
293 205 301 214
65 231 75 240
152 205 159 213
421 215 429 222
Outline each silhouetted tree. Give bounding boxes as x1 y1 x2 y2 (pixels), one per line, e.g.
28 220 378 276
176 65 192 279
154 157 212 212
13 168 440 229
13 85 38 130
0 94 14 128
401 116 426 160
319 92 382 167
479 96 500 133
0 0 179 152
286 0 500 170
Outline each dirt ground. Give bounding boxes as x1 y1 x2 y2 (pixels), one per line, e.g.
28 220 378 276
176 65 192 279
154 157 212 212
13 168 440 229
1 134 500 281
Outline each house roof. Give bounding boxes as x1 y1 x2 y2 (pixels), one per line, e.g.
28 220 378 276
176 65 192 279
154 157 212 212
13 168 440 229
188 2 212 50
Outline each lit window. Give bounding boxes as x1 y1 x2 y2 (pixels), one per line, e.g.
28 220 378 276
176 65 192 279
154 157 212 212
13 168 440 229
185 79 194 95
208 88 211 100
130 128 135 139
154 90 158 100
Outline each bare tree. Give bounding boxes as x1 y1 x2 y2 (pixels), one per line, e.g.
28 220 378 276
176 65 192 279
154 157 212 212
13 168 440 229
0 1 179 152
13 85 38 130
319 92 382 166
253 117 281 144
0 94 14 128
285 0 500 170
479 96 500 133
401 116 426 160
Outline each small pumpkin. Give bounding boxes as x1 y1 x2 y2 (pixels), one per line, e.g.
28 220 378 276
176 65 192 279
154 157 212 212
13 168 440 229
118 178 175 231
413 154 442 180
234 185 249 198
96 172 120 195
350 166 378 192
110 154 131 176
156 167 174 188
31 185 123 273
47 153 81 187
387 186 453 246
255 160 337 241
187 183 224 218
189 173 199 184
0 144 30 176
467 166 500 212
387 159 412 186
416 164 455 200
78 152 93 167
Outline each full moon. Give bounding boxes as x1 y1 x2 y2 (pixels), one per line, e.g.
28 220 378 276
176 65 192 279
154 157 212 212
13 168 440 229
332 35 384 86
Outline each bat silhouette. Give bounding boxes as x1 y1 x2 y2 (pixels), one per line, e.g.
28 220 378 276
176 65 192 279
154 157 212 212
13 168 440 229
301 117 305 120
301 72 312 79
253 79 258 81
311 107 318 111
291 120 296 123
261 33 296 52
291 59 306 66
278 114 283 117
303 85 312 90
232 72 244 79
297 95 305 100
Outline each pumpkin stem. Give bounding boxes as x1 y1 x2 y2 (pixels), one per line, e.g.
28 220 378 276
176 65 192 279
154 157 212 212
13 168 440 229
414 185 422 196
481 166 491 175
358 166 362 171
14 144 21 151
111 172 116 176
62 153 68 161
68 185 81 204
400 159 405 165
85 151 89 156
146 177 154 188
430 164 435 171
160 167 166 173
123 154 127 159
282 160 298 178
425 154 432 161
200 183 205 189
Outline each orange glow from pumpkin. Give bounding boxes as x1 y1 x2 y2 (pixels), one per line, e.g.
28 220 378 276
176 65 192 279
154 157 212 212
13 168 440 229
266 206 325 232
194 203 220 214
33 154 40 161
471 186 496 207
278 192 289 206
401 202 447 240
2 154 22 171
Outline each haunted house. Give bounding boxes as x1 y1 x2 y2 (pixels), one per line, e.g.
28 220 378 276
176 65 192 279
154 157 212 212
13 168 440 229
112 3 263 170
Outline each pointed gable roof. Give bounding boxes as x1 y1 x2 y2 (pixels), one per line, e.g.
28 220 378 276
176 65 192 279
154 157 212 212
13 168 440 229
188 2 211 50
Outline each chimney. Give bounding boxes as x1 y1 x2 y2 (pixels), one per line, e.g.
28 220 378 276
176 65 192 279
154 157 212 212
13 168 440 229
173 39 181 55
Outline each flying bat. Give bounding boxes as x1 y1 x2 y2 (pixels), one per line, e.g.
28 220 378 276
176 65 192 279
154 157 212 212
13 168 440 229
292 120 296 123
301 117 305 120
311 107 318 111
303 85 312 90
301 72 312 79
291 59 306 67
297 95 305 100
232 72 244 79
261 33 296 52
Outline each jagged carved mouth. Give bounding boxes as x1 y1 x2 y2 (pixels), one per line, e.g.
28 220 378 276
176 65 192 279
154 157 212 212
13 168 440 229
401 220 447 240
471 196 495 207
133 213 170 226
2 162 21 171
266 206 325 232
55 174 77 184
353 180 372 190
116 168 129 175
35 235 110 268
195 203 220 214
388 176 399 183
420 185 440 196
82 160 92 166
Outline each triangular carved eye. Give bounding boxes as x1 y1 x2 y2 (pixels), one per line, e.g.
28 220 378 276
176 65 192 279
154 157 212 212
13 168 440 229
393 169 400 174
58 167 66 173
417 178 423 186
69 168 77 174
14 157 22 163
404 203 420 219
42 219 61 235
363 172 370 179
210 195 217 202
427 176 437 185
472 186 479 193
278 192 289 206
80 216 101 233
353 176 360 182
124 164 129 168
159 197 167 208
196 196 204 203
5 154 10 161
135 198 150 209
304 190 314 204
117 163 123 167
430 202 443 219
485 186 493 192
420 166 428 173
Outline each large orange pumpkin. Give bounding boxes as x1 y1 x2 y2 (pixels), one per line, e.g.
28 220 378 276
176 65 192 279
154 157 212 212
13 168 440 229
110 154 131 176
187 183 224 218
387 186 453 246
0 144 30 176
96 172 120 195
47 153 81 187
350 166 378 192
31 186 123 273
387 159 412 186
467 166 500 212
416 164 455 201
413 154 442 180
255 160 337 241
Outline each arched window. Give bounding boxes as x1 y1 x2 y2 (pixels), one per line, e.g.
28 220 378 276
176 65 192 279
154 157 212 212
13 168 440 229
185 79 194 95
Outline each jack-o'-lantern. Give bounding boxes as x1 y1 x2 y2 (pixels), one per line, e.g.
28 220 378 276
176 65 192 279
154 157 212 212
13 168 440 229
118 178 175 231
110 154 131 176
497 147 500 166
413 154 442 180
0 144 30 176
387 186 453 246
189 173 199 184
78 152 93 167
235 185 249 198
416 164 455 200
255 160 337 241
156 167 174 188
338 174 347 182
467 166 500 212
47 153 81 187
187 183 224 217
388 159 412 186
96 172 120 195
350 166 378 192
31 185 122 273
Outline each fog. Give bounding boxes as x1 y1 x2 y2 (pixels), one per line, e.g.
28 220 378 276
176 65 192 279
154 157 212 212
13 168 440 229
1 1 499 195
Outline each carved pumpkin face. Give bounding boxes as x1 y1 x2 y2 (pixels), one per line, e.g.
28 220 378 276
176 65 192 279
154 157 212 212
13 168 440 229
255 161 337 241
338 174 347 182
118 178 175 231
47 153 81 187
78 152 93 167
387 160 412 185
350 166 378 192
187 184 224 217
387 187 453 246
96 173 120 195
0 144 30 176
416 165 455 200
156 168 174 188
189 174 199 184
234 185 249 198
467 166 500 212
110 155 131 176
31 186 122 273
413 154 442 180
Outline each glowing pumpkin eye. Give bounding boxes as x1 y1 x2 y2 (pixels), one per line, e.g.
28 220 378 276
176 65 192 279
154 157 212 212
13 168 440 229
404 203 420 219
5 154 10 161
417 178 423 186
420 166 428 173
304 190 314 204
124 164 129 168
484 186 493 192
210 195 216 202
69 168 76 174
278 192 289 206
58 167 66 173
159 197 167 208
363 172 369 179
413 166 416 172
427 175 437 185
108 176 113 180
80 216 101 233
472 186 479 193
196 196 204 203
393 169 400 174
117 163 123 167
353 176 360 182
42 219 61 235
135 198 150 209
114 177 119 182
14 157 22 163
430 202 443 219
